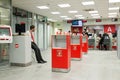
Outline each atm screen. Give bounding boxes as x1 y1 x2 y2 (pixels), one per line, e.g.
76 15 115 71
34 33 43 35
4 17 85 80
0 28 10 36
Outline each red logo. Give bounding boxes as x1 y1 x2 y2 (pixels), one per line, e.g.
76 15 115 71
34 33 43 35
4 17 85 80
57 50 62 57
15 44 19 48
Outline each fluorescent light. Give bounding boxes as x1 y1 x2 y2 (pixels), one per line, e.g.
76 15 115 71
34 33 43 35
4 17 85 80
51 12 60 14
89 11 98 13
37 6 49 9
77 17 85 19
75 15 83 17
48 18 52 21
108 13 117 15
1 15 7 17
91 14 99 16
60 16 68 18
68 11 78 13
109 0 120 3
92 16 100 18
109 15 117 18
109 7 119 10
58 4 71 8
65 18 72 20
48 18 57 22
82 1 95 5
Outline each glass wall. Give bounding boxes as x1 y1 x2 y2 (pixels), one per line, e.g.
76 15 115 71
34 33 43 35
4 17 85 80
0 0 11 64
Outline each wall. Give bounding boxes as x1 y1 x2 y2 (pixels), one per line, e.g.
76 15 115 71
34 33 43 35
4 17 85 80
53 21 71 34
53 18 120 34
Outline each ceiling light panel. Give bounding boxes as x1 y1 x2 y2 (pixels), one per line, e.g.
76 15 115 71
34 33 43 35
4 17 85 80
51 12 60 14
89 11 98 13
109 7 119 10
58 4 71 8
60 16 68 18
108 13 117 15
65 17 72 20
82 1 95 5
108 16 117 18
68 11 78 13
37 6 49 9
109 0 120 3
75 15 83 17
91 14 99 16
77 17 85 19
92 16 100 18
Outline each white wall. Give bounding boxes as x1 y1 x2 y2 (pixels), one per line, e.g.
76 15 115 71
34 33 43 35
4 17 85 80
53 21 71 34
53 18 120 33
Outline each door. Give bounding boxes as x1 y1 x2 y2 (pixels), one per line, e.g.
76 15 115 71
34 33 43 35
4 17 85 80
37 23 44 50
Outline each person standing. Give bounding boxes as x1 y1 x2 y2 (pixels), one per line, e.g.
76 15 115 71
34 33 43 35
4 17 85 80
26 25 47 64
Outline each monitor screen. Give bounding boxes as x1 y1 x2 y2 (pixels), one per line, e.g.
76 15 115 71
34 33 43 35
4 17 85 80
15 23 26 33
72 20 83 27
88 34 92 37
0 28 10 36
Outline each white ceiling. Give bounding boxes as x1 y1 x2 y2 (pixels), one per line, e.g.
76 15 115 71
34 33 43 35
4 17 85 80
12 0 120 21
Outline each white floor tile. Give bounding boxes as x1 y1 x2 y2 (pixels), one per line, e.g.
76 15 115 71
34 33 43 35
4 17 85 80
0 49 120 80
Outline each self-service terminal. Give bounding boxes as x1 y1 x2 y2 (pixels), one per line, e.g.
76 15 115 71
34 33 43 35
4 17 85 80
0 25 12 43
51 35 71 72
0 25 12 62
70 35 82 60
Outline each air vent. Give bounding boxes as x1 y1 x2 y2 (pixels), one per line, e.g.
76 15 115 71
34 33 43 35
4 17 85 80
83 9 94 12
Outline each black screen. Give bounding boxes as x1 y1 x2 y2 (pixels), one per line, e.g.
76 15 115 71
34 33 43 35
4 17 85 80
15 23 26 35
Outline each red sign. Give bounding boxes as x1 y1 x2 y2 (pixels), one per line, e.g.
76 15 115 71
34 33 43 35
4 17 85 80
96 19 101 22
104 25 116 33
15 44 19 48
82 20 87 23
71 27 82 33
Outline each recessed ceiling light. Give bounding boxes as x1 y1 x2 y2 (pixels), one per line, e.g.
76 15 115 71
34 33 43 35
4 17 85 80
1 15 7 17
65 17 72 20
91 14 99 16
77 17 85 19
108 13 117 15
60 16 68 18
68 11 78 13
109 7 119 10
82 1 95 5
58 4 71 8
48 18 57 22
37 6 49 9
89 11 98 14
51 12 60 14
92 16 100 18
48 18 52 21
75 15 83 17
108 15 117 18
109 0 120 3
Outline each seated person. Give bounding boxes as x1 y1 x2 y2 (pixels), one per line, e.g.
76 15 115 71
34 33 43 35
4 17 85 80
26 25 47 64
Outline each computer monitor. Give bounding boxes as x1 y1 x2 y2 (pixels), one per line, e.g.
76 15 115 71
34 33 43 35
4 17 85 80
72 20 83 27
15 23 26 35
0 28 10 36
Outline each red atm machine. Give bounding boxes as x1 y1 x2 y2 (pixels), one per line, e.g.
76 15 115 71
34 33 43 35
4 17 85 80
82 36 88 54
51 35 71 72
71 35 82 60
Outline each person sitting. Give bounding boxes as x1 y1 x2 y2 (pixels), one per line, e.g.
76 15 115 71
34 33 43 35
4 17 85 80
26 25 47 64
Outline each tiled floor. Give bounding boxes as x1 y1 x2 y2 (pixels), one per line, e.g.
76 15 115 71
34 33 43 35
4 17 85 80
0 49 120 80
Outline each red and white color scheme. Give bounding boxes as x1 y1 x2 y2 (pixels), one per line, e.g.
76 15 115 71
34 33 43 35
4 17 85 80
70 35 82 60
104 25 116 33
0 25 12 43
82 36 88 54
51 35 71 72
